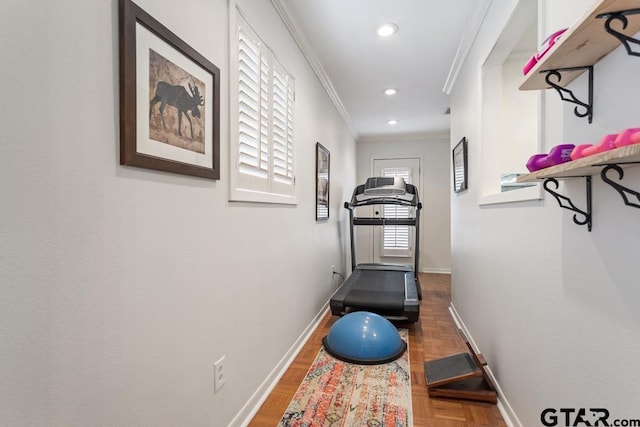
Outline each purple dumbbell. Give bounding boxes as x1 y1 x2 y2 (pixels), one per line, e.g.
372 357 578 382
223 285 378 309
526 154 548 171
526 144 575 172
544 144 575 166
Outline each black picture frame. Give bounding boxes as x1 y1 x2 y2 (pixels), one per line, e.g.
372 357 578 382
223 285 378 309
119 0 220 179
453 137 468 193
316 143 330 220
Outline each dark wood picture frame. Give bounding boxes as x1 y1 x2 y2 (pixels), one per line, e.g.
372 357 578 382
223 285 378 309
453 137 468 193
316 143 330 220
119 0 220 179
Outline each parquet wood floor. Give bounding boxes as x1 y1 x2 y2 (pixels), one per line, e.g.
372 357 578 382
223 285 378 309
248 273 507 426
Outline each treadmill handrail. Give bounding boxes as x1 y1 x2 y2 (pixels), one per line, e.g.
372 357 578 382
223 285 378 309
345 198 422 209
345 182 421 209
353 218 418 226
345 178 422 274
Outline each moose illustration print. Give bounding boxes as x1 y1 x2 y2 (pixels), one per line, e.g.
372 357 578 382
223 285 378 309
148 49 206 154
150 81 204 139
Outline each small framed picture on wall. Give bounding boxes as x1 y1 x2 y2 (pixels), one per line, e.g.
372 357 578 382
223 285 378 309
316 143 330 220
119 0 221 179
453 137 468 193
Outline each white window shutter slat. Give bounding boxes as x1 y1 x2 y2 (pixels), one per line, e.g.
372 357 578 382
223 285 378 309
271 58 294 186
381 168 412 254
260 46 270 174
237 22 267 180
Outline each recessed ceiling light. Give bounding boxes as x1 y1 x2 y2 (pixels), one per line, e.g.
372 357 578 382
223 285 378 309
376 23 398 37
387 119 398 125
384 88 397 96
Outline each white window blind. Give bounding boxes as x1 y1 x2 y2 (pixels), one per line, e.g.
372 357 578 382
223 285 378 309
231 8 296 203
382 168 412 256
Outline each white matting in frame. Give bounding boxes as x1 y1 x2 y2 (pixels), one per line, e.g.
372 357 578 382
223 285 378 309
135 22 213 169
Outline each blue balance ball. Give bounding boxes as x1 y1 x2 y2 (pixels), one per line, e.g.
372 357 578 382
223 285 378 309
322 312 406 365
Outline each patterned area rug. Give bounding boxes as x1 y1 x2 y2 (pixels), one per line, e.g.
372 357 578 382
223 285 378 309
278 329 412 427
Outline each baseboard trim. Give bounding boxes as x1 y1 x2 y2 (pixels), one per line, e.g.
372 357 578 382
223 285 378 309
448 304 522 427
230 304 330 427
422 268 452 274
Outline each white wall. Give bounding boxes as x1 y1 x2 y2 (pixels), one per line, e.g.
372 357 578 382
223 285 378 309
0 0 355 425
356 137 452 273
450 0 640 425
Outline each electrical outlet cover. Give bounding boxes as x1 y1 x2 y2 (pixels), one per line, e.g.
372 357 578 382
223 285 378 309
214 356 226 393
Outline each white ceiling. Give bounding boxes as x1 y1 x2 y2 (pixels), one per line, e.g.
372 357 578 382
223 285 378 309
278 0 482 140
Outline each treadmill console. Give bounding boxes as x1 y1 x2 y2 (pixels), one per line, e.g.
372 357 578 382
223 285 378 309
364 177 406 196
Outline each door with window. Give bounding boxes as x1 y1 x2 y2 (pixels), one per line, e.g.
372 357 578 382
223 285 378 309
372 158 421 265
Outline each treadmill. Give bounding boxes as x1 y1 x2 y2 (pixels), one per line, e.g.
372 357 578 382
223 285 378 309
330 177 422 323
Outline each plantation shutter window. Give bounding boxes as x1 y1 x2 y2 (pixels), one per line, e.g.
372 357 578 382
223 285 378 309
231 8 296 204
238 23 268 181
382 167 412 257
271 57 295 193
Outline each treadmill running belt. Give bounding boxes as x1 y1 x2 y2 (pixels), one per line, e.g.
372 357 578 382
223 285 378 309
343 269 406 311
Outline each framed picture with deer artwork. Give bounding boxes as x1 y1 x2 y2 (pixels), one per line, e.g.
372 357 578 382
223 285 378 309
119 0 220 179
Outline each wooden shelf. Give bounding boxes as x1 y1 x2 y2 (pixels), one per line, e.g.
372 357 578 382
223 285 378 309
517 144 640 182
520 0 640 91
515 0 640 227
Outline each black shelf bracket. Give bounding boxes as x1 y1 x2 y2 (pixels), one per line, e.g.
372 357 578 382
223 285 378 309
543 177 592 231
599 163 640 208
596 8 640 57
541 66 593 124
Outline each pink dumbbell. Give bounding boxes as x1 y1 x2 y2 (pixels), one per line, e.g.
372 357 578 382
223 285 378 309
571 144 593 160
578 134 617 158
614 128 640 147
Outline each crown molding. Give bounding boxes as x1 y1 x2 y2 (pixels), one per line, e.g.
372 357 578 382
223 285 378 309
270 0 359 139
443 0 493 95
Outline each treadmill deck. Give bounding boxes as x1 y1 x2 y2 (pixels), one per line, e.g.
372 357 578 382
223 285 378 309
330 264 419 323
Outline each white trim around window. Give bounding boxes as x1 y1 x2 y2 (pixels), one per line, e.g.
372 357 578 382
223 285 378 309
229 3 297 204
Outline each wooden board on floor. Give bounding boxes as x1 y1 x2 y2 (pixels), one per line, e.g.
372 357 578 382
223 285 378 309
424 329 498 403
424 352 482 387
427 375 498 403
